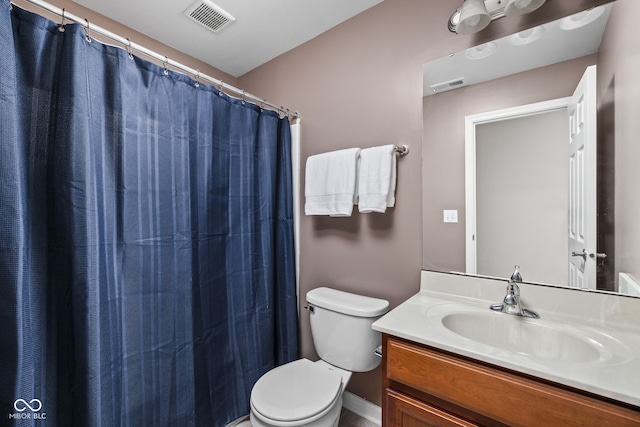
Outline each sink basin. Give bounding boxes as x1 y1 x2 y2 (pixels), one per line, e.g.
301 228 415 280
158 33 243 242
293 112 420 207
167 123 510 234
441 312 601 362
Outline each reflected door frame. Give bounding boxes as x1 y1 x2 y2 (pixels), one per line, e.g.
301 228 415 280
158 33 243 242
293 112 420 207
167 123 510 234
464 97 572 275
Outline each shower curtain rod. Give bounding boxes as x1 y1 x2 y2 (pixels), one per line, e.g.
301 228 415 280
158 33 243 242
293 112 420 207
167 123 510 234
12 0 300 119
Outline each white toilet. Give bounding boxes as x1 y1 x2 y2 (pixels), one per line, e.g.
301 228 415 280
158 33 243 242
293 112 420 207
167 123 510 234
249 287 390 427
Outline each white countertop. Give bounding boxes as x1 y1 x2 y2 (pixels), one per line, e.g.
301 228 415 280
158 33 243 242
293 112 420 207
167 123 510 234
373 271 640 407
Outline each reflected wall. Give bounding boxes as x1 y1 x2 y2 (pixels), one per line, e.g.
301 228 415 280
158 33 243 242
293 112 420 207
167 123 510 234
422 55 596 273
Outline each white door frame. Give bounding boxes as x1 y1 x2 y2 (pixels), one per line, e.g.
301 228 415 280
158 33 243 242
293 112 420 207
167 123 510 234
464 97 572 274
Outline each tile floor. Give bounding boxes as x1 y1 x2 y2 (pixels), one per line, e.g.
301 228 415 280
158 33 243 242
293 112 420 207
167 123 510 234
233 407 379 427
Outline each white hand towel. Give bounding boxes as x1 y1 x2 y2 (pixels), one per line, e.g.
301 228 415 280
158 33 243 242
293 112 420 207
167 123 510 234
305 148 361 216
358 145 396 213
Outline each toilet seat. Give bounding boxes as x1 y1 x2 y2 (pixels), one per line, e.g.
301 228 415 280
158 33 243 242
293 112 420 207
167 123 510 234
250 359 343 424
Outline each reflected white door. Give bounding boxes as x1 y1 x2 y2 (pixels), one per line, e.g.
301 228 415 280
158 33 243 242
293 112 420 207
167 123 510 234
568 66 597 289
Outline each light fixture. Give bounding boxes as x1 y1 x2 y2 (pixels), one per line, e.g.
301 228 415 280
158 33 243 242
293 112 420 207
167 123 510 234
449 0 547 34
503 0 546 16
456 0 491 35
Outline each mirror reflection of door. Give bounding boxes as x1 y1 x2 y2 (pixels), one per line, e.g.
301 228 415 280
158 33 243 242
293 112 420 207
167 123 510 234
468 66 599 288
568 65 598 290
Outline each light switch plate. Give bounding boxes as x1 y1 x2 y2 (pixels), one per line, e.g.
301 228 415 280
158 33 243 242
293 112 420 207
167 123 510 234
443 210 458 223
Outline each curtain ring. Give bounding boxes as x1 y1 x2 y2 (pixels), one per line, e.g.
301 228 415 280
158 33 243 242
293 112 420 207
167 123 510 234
218 81 224 96
125 38 134 60
194 70 200 88
163 56 169 75
241 90 246 105
58 8 66 32
83 19 92 42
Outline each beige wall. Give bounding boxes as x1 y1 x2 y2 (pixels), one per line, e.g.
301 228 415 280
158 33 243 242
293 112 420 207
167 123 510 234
597 0 640 287
238 0 611 405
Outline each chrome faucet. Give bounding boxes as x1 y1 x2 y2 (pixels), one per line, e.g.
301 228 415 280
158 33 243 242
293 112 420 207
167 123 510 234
490 266 539 318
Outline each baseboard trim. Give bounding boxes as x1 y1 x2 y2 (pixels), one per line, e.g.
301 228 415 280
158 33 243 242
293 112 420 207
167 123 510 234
342 391 382 425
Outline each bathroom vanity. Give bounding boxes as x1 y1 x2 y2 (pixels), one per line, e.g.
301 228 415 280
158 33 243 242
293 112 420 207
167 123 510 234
373 271 640 427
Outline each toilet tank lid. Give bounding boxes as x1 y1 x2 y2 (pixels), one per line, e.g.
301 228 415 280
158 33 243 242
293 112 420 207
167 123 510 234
306 287 389 317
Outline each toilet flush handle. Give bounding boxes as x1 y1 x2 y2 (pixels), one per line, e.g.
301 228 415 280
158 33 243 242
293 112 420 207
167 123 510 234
304 304 315 313
374 345 383 358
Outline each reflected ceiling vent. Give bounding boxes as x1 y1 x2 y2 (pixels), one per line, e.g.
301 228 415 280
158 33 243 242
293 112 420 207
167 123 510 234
183 0 235 33
430 77 467 94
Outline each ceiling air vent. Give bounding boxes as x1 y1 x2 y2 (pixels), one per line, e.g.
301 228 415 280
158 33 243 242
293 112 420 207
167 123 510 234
430 77 467 94
183 0 235 33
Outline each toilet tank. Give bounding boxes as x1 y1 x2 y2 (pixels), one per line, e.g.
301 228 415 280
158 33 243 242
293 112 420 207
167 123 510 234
306 287 390 372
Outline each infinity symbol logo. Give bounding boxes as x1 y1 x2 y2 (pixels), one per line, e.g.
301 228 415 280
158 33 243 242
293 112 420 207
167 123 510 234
14 399 42 412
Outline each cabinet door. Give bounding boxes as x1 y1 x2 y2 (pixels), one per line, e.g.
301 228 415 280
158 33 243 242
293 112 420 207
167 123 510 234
385 389 478 427
385 337 640 427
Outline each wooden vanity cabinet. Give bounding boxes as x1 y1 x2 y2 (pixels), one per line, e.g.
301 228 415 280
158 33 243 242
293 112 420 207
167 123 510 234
381 334 640 427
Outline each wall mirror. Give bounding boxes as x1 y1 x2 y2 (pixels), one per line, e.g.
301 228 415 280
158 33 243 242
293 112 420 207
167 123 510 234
422 0 640 297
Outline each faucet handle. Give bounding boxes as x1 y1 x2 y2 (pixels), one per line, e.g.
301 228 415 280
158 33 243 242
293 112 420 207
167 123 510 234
510 265 522 283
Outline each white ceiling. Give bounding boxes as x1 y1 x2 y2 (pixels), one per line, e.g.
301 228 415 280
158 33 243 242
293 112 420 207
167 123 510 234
73 0 383 77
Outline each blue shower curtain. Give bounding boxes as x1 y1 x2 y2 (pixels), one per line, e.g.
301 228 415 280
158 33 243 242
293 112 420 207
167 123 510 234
0 2 298 426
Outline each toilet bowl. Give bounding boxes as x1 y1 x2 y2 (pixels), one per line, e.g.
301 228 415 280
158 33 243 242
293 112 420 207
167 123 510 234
250 359 349 427
249 287 389 427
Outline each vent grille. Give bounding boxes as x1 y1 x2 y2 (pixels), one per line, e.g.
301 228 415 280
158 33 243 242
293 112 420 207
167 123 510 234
430 77 466 94
183 0 235 33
